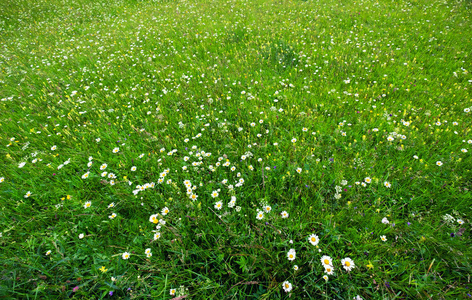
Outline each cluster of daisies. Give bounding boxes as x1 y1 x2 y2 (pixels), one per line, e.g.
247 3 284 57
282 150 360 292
320 255 356 279
148 207 169 240
281 234 356 293
255 204 289 220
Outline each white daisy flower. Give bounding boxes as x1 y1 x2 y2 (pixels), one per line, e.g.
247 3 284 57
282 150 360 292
282 281 292 292
341 257 355 271
308 234 319 246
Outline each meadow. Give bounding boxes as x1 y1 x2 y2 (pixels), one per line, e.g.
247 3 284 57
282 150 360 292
0 0 471 298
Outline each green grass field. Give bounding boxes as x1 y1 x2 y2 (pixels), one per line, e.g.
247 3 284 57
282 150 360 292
1 0 471 298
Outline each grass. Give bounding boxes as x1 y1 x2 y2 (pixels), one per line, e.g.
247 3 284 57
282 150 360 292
0 0 471 298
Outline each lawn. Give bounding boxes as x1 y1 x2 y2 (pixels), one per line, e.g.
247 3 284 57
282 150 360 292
0 0 471 298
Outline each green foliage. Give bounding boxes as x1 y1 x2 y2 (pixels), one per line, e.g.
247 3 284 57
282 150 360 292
0 0 471 298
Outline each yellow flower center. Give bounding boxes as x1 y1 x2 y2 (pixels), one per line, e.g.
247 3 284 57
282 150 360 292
285 283 289 288
311 237 316 242
345 261 350 267
324 259 330 265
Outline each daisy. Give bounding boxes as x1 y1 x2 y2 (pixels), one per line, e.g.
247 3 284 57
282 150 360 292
149 214 158 223
287 249 296 261
436 161 443 166
153 232 161 240
461 149 468 153
101 171 108 177
189 193 198 201
214 201 223 210
87 161 92 167
372 128 379 132
323 275 329 281
82 172 90 179
108 202 115 208
294 265 299 271
113 147 119 153
122 252 130 260
170 289 176 296
0 177 4 183
282 281 292 292
387 136 394 141
281 211 289 218
457 219 464 225
96 138 101 142
256 211 264 220
145 248 152 255
79 233 84 239
161 207 169 216
211 191 219 198
380 235 387 242
341 257 355 271
302 127 308 132
321 255 333 267
84 201 92 209
146 252 152 258
296 168 302 174
264 205 272 213
384 181 391 188
109 213 117 219
51 145 57 151
291 138 297 143
364 177 371 183
131 166 137 171
308 234 319 246
46 250 52 256
324 265 334 275
24 191 32 198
